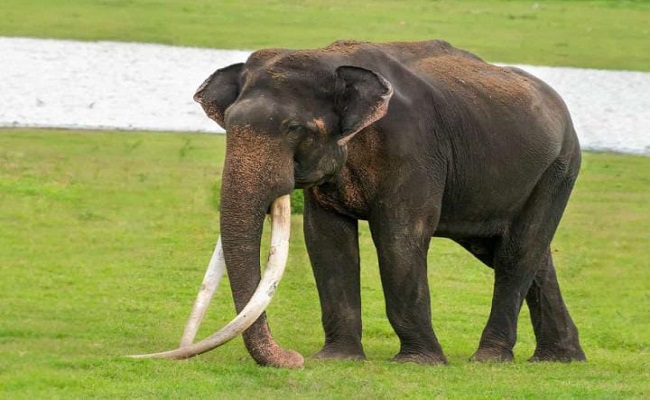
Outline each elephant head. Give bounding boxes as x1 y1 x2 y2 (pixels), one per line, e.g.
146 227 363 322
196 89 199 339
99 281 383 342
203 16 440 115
131 50 393 368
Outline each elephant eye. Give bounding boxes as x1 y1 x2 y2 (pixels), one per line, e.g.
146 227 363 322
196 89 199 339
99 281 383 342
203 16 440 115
286 123 302 133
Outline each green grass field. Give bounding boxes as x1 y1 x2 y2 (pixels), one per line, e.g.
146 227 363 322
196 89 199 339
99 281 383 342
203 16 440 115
1 0 649 399
1 129 648 398
0 0 649 71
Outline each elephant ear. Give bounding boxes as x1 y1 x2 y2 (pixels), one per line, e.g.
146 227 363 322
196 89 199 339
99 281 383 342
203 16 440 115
334 66 394 146
193 63 244 129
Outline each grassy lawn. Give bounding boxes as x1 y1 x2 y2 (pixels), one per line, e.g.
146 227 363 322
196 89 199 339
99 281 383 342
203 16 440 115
1 129 648 398
1 0 649 398
0 0 648 71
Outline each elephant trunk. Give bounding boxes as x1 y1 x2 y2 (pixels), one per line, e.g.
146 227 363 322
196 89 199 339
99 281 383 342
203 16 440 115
218 140 302 367
128 127 303 368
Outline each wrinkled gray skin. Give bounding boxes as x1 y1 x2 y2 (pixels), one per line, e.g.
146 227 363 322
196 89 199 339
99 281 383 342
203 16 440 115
194 40 586 367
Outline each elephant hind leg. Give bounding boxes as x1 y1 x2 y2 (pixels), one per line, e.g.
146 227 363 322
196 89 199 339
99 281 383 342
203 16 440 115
472 158 584 363
526 250 586 362
455 238 585 362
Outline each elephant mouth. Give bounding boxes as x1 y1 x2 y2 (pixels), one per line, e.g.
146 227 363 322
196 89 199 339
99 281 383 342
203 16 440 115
294 164 333 189
294 176 329 189
128 195 292 360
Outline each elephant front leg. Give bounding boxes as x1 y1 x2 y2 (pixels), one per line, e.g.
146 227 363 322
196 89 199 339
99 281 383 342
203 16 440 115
369 217 447 365
304 192 365 360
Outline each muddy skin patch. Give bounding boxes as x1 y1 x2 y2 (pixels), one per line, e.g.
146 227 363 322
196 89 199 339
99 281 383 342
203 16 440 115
268 69 288 83
247 48 290 68
323 39 368 54
272 39 366 69
222 124 293 198
266 67 289 87
312 118 327 135
197 101 226 126
413 55 535 104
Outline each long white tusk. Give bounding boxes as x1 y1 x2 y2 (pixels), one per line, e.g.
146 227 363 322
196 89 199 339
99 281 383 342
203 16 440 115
128 194 291 359
179 237 226 347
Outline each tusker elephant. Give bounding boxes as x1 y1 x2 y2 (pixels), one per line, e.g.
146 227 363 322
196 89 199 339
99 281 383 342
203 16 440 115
133 39 586 367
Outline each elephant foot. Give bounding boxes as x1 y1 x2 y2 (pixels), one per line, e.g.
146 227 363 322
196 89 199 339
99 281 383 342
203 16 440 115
529 345 586 363
392 351 447 365
470 347 514 363
253 346 305 368
255 347 305 368
244 323 305 368
312 342 366 361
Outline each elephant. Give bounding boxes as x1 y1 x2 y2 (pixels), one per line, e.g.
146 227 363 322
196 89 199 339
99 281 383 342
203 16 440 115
135 39 586 368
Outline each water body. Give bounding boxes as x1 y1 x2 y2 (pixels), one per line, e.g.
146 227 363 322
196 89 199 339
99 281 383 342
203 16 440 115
1 37 648 154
